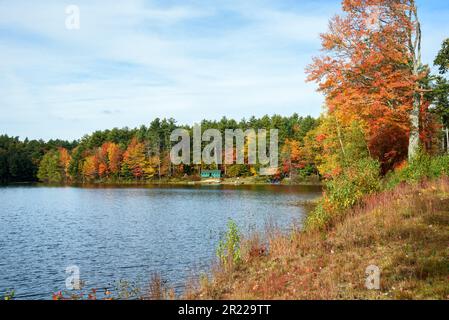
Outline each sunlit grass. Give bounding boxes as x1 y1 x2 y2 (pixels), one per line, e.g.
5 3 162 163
195 178 449 300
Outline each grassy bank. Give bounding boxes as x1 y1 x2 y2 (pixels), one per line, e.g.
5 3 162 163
193 178 449 300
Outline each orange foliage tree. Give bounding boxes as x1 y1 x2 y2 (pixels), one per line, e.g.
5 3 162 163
306 0 430 172
97 144 109 179
58 147 71 181
122 138 147 180
106 142 122 176
281 139 303 178
82 155 99 181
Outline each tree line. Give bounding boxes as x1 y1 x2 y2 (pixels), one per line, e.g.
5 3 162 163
27 114 319 183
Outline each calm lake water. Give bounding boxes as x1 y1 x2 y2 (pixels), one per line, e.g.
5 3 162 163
0 184 321 299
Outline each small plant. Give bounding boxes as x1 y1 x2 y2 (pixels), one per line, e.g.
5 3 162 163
216 219 242 269
2 290 15 300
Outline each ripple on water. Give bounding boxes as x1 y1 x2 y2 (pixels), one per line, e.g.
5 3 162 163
0 184 321 299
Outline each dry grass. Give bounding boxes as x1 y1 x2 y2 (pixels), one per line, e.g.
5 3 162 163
194 178 449 300
145 273 176 300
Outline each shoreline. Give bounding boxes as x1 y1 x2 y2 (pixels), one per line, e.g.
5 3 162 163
3 178 323 188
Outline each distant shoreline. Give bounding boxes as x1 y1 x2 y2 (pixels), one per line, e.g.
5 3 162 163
3 178 323 188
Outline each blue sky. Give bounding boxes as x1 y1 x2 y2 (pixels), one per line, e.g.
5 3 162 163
1 0 448 140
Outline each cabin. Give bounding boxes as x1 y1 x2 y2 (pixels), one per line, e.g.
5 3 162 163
200 170 222 179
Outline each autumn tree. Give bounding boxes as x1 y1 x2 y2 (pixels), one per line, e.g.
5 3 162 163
303 116 370 178
281 139 303 178
122 138 147 180
82 155 99 181
307 0 429 170
106 142 123 177
58 147 71 182
96 144 108 179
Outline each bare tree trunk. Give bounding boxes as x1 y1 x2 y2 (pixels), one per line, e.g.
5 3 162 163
408 1 422 160
408 93 420 159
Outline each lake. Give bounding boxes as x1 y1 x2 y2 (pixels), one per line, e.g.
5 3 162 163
0 184 321 299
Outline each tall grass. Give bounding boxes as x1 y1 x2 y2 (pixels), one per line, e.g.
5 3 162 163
197 178 449 300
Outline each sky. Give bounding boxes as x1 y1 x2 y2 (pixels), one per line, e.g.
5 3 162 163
0 0 448 141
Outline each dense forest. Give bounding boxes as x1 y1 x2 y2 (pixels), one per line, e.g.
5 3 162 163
0 136 77 183
1 115 319 184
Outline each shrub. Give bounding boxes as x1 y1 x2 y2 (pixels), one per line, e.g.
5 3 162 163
385 152 449 189
306 158 381 230
430 155 449 177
